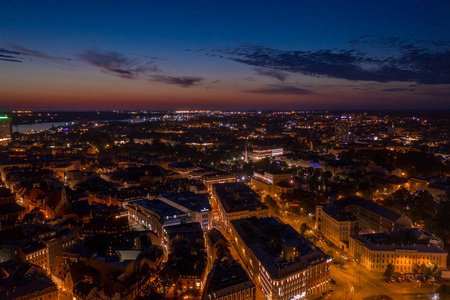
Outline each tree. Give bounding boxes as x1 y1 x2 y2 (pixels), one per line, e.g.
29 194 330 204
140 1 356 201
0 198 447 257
264 195 281 214
412 263 420 275
354 252 361 264
421 263 441 281
336 258 345 268
383 263 395 278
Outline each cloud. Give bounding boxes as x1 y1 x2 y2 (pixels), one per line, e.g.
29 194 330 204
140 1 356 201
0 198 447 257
381 88 415 92
210 38 450 85
149 75 203 87
253 67 288 82
79 50 161 79
0 47 27 62
10 45 61 61
244 85 313 95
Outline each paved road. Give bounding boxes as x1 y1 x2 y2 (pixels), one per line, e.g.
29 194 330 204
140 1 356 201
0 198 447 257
328 260 438 300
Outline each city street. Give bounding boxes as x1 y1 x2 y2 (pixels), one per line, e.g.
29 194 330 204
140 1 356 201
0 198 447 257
328 263 438 300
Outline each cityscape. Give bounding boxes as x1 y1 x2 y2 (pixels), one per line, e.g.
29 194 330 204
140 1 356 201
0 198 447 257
1 1 449 300
0 110 449 300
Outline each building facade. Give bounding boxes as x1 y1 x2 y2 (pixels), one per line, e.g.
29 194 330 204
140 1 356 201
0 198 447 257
230 217 331 300
158 192 212 230
316 196 412 250
251 171 293 197
17 242 50 272
349 229 448 273
126 199 189 238
252 147 283 160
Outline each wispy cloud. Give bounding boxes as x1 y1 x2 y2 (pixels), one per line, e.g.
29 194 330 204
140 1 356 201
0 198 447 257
10 45 62 62
244 84 313 95
149 75 203 87
253 67 288 82
210 37 450 85
0 47 27 62
381 88 415 92
79 50 161 79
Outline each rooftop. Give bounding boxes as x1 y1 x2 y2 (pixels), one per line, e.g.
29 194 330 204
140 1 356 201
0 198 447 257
231 217 329 279
129 199 186 219
204 257 254 297
159 192 211 213
350 228 447 254
323 196 401 222
213 182 267 213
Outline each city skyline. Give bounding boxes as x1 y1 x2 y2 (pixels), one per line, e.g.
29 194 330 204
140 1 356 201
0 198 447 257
1 0 449 110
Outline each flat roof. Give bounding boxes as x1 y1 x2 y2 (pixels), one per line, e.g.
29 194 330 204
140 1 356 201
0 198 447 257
231 217 329 279
160 192 211 213
130 199 186 219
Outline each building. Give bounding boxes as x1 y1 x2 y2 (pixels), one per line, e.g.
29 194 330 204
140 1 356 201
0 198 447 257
252 147 283 160
0 115 12 146
202 173 237 193
251 170 293 197
316 196 412 250
158 192 212 230
126 199 190 238
40 229 78 269
165 250 208 295
212 182 269 230
335 120 350 144
0 262 58 300
205 228 229 272
16 242 50 272
202 257 256 300
230 217 331 300
349 229 448 273
163 222 205 254
82 215 129 236
409 176 450 202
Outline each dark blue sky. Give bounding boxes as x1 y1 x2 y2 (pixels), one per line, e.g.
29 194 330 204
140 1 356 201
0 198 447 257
1 0 449 110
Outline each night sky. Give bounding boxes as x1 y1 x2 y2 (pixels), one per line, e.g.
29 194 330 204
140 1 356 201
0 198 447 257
1 0 449 110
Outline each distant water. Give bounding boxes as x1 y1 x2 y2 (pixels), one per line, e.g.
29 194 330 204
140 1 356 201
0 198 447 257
13 118 142 134
14 122 73 134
